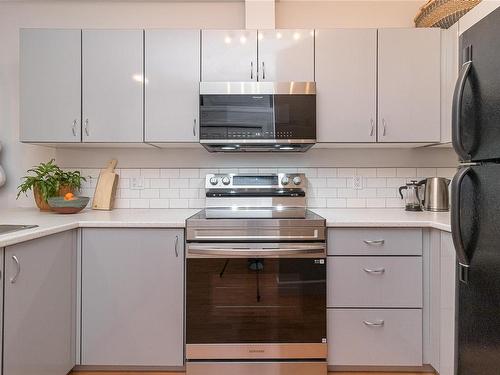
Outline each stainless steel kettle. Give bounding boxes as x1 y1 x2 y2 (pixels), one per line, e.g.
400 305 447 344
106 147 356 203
418 177 451 212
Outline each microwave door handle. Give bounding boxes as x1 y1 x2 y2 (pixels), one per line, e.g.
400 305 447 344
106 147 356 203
452 60 472 161
451 166 472 281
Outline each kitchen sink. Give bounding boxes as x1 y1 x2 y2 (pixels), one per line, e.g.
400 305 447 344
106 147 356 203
0 225 39 235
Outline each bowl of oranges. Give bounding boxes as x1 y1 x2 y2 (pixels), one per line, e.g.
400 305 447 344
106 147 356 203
47 193 90 214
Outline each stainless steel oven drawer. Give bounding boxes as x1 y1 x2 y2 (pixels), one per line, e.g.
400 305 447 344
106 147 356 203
187 360 327 375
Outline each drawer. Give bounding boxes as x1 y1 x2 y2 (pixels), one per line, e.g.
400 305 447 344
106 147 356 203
327 256 422 308
328 228 422 255
328 309 422 366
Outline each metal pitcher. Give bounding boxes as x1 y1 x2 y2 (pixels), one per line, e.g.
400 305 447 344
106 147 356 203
418 177 451 212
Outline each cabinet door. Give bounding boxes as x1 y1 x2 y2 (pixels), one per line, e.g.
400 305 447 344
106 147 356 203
315 29 377 142
82 29 143 142
257 29 314 82
202 30 257 81
81 228 184 366
439 231 456 375
20 29 81 142
145 30 200 142
378 28 441 143
4 231 76 375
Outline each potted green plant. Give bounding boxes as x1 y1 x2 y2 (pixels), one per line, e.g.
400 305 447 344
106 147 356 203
16 159 86 211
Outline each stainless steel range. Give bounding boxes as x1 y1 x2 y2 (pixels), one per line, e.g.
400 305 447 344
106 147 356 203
185 173 327 375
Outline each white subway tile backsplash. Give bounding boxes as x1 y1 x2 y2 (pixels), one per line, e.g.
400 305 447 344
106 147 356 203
376 168 397 177
179 169 199 178
366 178 387 188
327 178 347 188
317 168 337 177
141 169 160 178
169 199 189 208
396 168 417 177
150 179 170 189
317 188 337 198
170 178 190 188
77 167 456 209
337 168 356 177
130 199 150 208
179 189 199 199
140 189 160 199
160 168 180 178
327 198 347 208
356 168 377 177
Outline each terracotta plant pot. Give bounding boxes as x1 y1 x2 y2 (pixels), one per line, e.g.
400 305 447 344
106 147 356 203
34 185 74 212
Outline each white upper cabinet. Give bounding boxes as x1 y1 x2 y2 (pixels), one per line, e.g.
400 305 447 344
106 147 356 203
315 29 377 143
378 28 441 143
202 30 258 81
257 29 314 82
82 29 144 142
145 30 200 143
20 29 81 143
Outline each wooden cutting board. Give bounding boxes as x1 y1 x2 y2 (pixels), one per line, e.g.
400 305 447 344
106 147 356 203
92 159 118 210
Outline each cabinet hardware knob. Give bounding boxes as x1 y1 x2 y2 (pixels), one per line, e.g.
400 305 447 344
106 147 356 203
262 61 266 80
193 119 197 137
370 119 375 136
72 119 78 136
84 119 89 137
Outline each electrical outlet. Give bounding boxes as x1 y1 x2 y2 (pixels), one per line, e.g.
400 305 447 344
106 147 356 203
352 176 363 190
130 177 145 190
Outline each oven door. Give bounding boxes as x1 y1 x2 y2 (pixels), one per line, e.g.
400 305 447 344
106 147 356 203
186 243 327 360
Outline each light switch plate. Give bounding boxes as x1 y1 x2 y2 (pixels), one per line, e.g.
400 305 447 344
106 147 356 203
130 177 145 190
352 176 363 190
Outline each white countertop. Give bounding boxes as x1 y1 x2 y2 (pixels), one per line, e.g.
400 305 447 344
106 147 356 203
0 207 451 248
311 208 451 232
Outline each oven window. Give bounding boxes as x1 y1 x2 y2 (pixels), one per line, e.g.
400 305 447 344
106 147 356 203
274 94 316 140
186 258 326 344
199 95 274 140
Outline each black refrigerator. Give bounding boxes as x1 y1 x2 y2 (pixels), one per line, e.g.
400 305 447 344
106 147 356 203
451 7 500 375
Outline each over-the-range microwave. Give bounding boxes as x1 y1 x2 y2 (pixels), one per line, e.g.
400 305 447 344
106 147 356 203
199 82 316 152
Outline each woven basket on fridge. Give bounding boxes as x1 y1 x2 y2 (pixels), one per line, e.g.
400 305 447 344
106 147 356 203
415 0 481 29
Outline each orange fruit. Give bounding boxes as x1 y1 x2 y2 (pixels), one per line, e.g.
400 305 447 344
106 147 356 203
64 192 75 201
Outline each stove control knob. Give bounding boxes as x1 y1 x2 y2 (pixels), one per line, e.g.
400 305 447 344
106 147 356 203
281 176 290 185
292 176 302 185
222 176 231 185
209 177 218 185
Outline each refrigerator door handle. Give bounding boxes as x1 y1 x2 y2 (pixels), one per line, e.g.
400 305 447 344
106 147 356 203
452 60 472 161
451 166 473 276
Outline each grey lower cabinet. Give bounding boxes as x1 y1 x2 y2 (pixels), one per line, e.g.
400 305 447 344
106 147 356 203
81 228 184 367
3 231 77 375
427 230 456 375
327 228 423 367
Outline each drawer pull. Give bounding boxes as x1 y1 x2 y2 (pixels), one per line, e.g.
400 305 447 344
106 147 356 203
363 320 385 327
363 268 385 274
363 239 385 246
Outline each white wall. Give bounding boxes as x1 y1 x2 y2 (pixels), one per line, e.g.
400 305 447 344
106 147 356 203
0 0 452 208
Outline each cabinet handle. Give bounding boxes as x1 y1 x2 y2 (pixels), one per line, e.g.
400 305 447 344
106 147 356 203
174 235 179 258
363 239 385 246
363 267 385 274
72 119 78 136
370 119 375 136
382 119 387 136
84 119 89 137
251 61 254 80
262 61 266 80
10 255 20 284
193 119 197 137
363 320 384 327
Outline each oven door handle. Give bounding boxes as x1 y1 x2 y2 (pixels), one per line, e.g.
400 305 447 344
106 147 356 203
192 232 320 241
187 245 326 258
